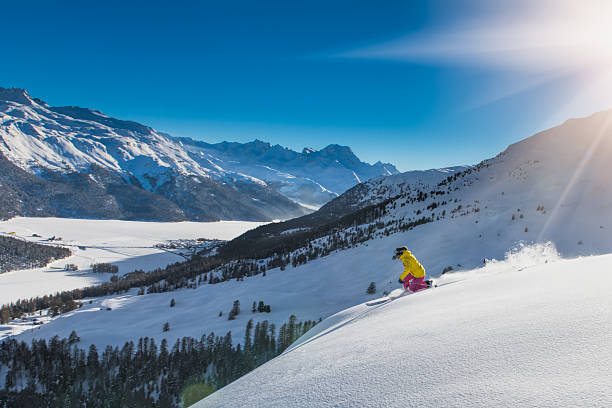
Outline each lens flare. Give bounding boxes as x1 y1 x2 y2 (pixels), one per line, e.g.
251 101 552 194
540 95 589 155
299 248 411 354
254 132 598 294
339 0 612 117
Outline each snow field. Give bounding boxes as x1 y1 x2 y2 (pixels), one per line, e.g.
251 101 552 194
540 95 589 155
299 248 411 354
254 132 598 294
196 249 612 408
2 206 569 352
0 217 264 304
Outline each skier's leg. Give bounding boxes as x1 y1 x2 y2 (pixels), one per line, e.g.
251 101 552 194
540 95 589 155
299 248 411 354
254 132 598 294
409 276 427 292
403 274 414 291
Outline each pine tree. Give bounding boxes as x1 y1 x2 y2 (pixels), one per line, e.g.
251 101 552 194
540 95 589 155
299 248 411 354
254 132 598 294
366 282 376 294
0 307 10 324
228 300 240 320
67 330 80 345
87 344 99 374
163 322 170 332
252 301 257 313
244 319 253 350
170 298 175 307
288 315 297 344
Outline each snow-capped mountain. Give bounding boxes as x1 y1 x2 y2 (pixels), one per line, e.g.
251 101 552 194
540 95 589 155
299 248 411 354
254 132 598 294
174 137 398 209
0 87 398 221
3 108 612 406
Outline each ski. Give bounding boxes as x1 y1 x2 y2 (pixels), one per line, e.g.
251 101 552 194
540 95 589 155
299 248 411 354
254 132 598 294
366 279 437 306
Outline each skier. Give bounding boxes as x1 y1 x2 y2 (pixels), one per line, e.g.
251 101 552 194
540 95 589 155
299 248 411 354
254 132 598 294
393 246 428 292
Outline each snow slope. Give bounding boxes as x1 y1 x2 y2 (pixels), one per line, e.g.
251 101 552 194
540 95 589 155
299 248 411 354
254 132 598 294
0 213 531 348
197 249 612 408
0 217 263 304
3 109 612 406
6 109 612 351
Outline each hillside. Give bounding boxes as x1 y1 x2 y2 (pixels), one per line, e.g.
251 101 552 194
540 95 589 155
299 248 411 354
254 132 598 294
196 250 612 407
213 109 612 274
6 109 612 345
0 87 398 221
2 109 612 406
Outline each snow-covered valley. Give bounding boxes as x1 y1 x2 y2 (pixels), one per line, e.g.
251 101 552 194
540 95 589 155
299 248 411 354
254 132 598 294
0 217 263 304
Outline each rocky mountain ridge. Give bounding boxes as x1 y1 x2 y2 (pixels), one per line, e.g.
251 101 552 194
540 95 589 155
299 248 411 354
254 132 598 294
0 87 399 220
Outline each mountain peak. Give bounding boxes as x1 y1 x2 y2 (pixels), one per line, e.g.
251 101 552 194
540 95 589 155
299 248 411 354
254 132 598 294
249 139 272 150
320 144 356 157
302 147 317 154
0 87 34 105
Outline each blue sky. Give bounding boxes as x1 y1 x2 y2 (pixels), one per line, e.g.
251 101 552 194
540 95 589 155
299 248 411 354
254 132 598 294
3 0 611 170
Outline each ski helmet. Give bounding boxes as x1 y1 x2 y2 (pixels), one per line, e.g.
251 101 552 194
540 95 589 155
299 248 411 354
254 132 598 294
394 246 408 257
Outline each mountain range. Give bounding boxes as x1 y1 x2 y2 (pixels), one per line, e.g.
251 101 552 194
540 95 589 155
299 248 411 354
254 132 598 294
2 107 612 406
0 87 398 221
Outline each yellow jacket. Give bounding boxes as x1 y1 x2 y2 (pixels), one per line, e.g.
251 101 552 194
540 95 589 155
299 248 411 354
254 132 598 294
399 250 425 280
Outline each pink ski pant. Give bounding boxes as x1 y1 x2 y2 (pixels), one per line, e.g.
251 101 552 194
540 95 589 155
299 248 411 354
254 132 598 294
403 274 427 292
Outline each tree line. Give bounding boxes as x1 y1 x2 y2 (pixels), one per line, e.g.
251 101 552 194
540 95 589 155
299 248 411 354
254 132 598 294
0 315 317 407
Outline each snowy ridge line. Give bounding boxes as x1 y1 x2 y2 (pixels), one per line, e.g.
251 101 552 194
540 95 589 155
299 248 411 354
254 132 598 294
0 87 401 217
